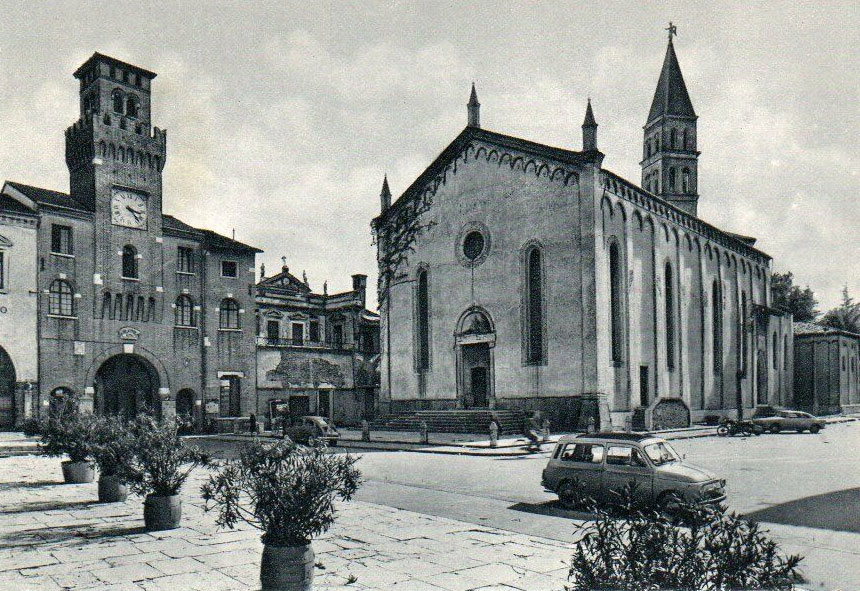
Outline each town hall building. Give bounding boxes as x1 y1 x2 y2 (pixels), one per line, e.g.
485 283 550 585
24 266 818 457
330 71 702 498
0 53 260 428
373 33 793 429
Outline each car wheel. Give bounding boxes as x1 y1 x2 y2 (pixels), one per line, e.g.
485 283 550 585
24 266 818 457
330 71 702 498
558 480 585 510
717 425 729 437
657 491 684 518
770 424 781 434
810 425 821 434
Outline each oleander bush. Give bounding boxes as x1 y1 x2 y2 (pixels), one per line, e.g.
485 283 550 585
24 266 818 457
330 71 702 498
24 405 99 463
117 414 209 497
201 439 361 547
567 499 803 591
91 415 136 478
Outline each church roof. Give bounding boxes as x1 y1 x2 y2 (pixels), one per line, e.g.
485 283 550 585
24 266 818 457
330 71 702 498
647 40 696 122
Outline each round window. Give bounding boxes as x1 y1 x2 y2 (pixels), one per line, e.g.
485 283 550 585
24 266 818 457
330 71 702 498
463 231 485 261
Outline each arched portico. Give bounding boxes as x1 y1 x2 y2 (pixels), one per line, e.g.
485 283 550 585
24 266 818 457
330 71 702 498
454 307 496 408
93 354 162 420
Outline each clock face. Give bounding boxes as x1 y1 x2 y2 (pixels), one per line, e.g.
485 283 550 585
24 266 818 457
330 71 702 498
111 189 148 229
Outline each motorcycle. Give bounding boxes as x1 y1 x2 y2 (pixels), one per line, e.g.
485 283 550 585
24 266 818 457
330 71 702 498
717 418 764 437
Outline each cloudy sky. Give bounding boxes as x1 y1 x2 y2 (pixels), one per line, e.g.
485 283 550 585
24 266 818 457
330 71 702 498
1 1 857 312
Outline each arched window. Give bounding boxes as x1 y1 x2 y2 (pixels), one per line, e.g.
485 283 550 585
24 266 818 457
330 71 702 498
49 280 74 316
670 128 677 149
654 177 659 193
148 297 157 322
609 242 624 363
125 294 135 321
668 168 677 192
773 332 778 369
175 295 195 327
219 298 240 329
682 168 690 193
525 247 544 364
112 89 124 113
102 292 112 320
655 135 660 151
665 262 675 369
122 245 138 279
712 280 723 374
682 129 689 150
126 95 138 118
416 268 430 371
646 140 652 158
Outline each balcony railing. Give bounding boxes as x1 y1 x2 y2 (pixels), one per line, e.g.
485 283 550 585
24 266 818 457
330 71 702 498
256 337 355 351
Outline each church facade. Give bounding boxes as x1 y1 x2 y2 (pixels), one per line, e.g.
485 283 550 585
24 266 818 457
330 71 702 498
374 36 793 429
0 53 260 428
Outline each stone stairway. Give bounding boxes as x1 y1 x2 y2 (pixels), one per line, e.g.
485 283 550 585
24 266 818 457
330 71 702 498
371 409 526 435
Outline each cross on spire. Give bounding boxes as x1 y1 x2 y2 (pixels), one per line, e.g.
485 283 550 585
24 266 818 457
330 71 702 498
666 21 678 42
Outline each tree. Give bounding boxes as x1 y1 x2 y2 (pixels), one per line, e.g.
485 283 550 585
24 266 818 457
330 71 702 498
822 287 860 334
771 272 819 322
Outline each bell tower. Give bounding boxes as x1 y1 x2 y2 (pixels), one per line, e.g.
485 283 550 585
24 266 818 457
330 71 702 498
640 25 700 216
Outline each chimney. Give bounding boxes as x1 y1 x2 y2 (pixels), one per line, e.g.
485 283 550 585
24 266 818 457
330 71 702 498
352 274 367 307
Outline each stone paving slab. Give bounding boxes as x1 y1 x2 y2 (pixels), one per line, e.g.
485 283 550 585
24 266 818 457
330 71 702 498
0 456 573 590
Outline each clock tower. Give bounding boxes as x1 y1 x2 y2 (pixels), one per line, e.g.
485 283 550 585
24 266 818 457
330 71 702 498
65 53 167 289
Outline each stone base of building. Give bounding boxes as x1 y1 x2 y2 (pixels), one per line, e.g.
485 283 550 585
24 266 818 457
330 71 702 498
840 403 860 415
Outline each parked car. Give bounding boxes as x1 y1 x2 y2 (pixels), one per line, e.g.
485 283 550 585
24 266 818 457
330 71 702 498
282 416 340 446
541 432 726 511
751 409 824 434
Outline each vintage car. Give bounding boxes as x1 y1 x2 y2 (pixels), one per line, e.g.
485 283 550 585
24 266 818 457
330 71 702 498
541 432 726 511
751 408 824 433
282 416 340 446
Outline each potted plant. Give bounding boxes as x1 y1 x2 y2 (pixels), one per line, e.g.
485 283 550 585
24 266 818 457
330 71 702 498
91 415 135 502
202 439 361 591
24 406 98 484
119 414 208 531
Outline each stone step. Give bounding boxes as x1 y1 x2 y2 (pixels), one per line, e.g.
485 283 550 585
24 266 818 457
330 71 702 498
371 409 527 435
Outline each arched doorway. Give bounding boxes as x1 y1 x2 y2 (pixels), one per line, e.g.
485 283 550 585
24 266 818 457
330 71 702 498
455 308 496 408
0 347 16 430
176 388 195 433
94 354 161 420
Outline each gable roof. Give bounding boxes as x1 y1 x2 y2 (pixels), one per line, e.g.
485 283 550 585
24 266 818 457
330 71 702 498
794 321 860 339
0 190 37 216
258 268 312 293
3 181 92 213
647 39 696 122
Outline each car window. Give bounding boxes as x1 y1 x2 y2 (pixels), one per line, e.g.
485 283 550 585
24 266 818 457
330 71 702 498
560 443 604 464
631 449 648 467
643 441 680 466
606 445 633 466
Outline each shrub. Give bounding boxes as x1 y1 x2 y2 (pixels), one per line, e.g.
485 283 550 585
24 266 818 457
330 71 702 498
201 439 361 547
567 500 802 591
27 409 99 463
118 414 209 497
91 415 136 477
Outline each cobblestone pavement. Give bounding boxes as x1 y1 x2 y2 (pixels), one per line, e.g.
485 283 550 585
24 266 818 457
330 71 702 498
0 456 574 591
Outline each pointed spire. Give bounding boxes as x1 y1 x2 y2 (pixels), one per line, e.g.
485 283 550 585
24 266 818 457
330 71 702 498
380 174 392 211
582 98 598 152
467 82 480 128
647 33 696 123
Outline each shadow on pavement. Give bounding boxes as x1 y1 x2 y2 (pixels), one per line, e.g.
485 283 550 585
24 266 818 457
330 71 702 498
0 523 147 548
508 500 593 520
744 487 860 533
0 499 99 514
0 480 65 491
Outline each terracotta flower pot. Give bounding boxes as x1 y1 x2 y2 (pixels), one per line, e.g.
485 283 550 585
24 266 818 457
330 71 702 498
61 460 95 484
260 541 314 591
143 494 182 531
97 474 128 503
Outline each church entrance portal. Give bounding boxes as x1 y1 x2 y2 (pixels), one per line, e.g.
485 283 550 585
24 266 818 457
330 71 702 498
94 354 161 420
455 308 495 409
0 347 16 430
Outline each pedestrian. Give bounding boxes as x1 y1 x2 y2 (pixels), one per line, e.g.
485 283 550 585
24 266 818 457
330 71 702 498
541 418 550 442
523 411 541 452
489 420 499 448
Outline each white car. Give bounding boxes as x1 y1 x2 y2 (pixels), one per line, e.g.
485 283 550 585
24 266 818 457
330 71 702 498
751 409 824 434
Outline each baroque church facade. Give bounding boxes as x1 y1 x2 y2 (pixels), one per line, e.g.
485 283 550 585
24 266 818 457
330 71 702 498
0 53 260 428
374 36 793 429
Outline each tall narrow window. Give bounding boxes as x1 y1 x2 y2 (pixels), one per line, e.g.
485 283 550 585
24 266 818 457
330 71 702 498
416 268 430 370
219 299 240 329
665 262 675 369
741 292 748 375
783 335 788 370
0 252 4 290
526 248 544 364
49 280 73 316
112 89 124 113
122 245 138 278
668 168 677 192
682 129 689 150
670 128 677 149
175 295 195 327
609 243 623 363
177 247 194 273
102 292 111 319
712 280 723 374
773 332 778 369
682 168 690 193
51 225 73 255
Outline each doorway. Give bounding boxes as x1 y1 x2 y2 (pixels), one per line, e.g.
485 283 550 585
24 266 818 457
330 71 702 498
318 390 331 418
460 342 492 408
0 347 15 430
639 366 649 407
219 376 241 417
267 320 280 343
94 354 160 420
176 388 195 433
